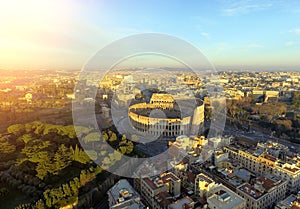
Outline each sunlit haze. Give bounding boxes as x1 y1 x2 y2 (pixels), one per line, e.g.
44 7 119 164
1 0 300 70
2 2 300 208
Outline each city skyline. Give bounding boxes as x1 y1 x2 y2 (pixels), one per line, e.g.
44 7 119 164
0 64 300 208
1 0 300 70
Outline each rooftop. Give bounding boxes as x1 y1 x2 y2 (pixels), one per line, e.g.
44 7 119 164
226 141 300 171
143 172 180 191
256 176 280 191
238 183 263 199
108 179 145 209
238 175 283 199
207 185 245 209
108 179 135 202
196 173 214 184
278 194 298 208
169 196 194 209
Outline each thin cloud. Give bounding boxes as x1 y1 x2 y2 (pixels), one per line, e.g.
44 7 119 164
222 1 273 16
285 41 297 46
200 32 210 39
290 29 300 35
215 42 231 52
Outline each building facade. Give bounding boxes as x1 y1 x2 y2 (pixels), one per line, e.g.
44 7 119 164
224 145 300 193
135 172 181 209
194 173 217 198
236 176 287 209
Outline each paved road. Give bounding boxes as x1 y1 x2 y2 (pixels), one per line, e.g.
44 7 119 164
223 123 300 152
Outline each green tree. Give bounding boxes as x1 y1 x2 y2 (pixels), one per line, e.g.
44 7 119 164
28 151 49 163
109 132 117 142
31 121 45 135
85 150 97 161
99 150 107 156
25 123 33 133
62 183 72 197
7 124 25 136
36 159 52 180
43 189 52 208
34 199 46 209
83 132 101 143
43 124 59 135
292 91 300 109
75 126 91 138
80 170 96 186
53 144 72 174
18 134 33 144
113 150 122 161
69 177 80 195
21 140 51 159
55 125 77 139
125 141 134 154
102 131 109 141
119 146 127 154
102 157 111 165
0 141 16 154
71 145 90 164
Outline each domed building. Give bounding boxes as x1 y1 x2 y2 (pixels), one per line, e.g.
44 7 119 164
128 93 204 137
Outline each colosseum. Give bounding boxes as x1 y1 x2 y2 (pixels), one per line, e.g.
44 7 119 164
128 93 204 137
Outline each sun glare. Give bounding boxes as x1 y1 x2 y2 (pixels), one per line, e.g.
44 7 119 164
0 0 78 68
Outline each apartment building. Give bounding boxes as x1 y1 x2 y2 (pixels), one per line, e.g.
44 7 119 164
207 184 246 209
194 173 217 198
107 179 145 209
136 172 181 209
224 144 300 193
236 176 287 209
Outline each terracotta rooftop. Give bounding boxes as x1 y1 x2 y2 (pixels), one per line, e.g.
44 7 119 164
143 172 180 191
197 173 214 184
144 177 159 190
256 176 277 191
187 171 196 184
238 183 263 199
161 172 180 182
264 154 277 162
169 196 194 209
283 166 300 172
227 173 236 179
239 176 282 199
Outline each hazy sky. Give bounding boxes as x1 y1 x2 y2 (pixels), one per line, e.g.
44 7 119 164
1 0 300 70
